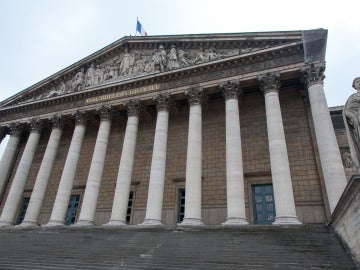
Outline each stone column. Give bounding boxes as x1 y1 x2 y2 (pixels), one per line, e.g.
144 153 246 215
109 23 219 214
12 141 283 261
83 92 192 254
180 87 204 226
221 81 248 225
106 100 140 226
0 125 21 200
259 73 301 225
142 94 170 226
303 63 347 213
46 111 87 226
0 120 42 226
76 105 112 226
20 116 64 227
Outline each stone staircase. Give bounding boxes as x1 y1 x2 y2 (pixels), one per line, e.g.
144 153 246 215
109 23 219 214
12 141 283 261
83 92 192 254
0 225 357 269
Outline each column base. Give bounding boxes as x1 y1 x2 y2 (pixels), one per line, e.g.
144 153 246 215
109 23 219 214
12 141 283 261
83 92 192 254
272 215 302 225
0 221 14 227
18 221 40 227
103 220 127 227
222 217 249 226
140 219 163 226
73 220 95 227
178 218 204 226
43 220 65 227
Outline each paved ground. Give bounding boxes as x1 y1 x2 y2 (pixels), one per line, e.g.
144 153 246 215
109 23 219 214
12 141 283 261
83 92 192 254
0 225 357 269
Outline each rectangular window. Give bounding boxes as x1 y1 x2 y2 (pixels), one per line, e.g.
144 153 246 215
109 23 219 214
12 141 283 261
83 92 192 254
126 191 134 224
65 195 80 226
178 189 185 223
16 197 30 225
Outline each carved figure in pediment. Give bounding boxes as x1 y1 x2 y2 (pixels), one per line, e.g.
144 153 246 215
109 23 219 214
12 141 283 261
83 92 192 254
107 60 119 80
152 44 167 72
133 57 145 74
204 47 218 61
71 68 85 92
167 45 180 70
58 80 66 94
344 77 360 171
95 65 105 84
119 47 134 76
178 49 190 67
194 47 206 64
85 63 97 87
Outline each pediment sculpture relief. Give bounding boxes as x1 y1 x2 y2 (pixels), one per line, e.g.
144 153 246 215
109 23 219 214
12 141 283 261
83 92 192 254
17 43 260 104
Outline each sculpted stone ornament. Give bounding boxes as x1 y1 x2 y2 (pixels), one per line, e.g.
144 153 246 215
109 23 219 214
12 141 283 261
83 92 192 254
154 93 170 111
344 77 360 171
125 100 141 116
9 124 22 136
186 87 204 105
302 63 326 87
71 69 85 92
97 105 113 121
221 81 242 100
29 119 42 133
0 127 7 142
51 115 64 129
73 111 88 126
258 73 281 93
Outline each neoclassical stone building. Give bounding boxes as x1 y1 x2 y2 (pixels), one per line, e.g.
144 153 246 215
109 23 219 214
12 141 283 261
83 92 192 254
0 29 350 227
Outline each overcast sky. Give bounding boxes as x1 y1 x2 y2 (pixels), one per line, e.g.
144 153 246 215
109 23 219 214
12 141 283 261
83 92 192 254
0 0 359 157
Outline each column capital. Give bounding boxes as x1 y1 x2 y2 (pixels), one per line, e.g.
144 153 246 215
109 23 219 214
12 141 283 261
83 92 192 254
29 119 42 133
125 99 141 117
8 124 22 136
186 87 204 106
302 62 326 87
73 110 88 126
97 105 113 121
154 93 170 111
258 73 281 94
51 115 64 129
220 80 242 100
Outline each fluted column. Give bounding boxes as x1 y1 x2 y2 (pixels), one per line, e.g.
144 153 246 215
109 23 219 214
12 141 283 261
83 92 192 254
0 125 21 201
142 94 170 226
180 87 204 226
221 81 248 225
46 111 87 226
303 63 347 213
106 100 140 226
259 73 301 225
20 116 64 227
76 105 112 226
0 120 42 226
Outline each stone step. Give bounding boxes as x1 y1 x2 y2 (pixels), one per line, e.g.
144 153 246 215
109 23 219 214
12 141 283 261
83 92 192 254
0 225 356 269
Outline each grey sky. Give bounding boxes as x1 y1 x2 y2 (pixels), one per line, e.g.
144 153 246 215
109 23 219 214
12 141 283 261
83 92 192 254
0 0 359 157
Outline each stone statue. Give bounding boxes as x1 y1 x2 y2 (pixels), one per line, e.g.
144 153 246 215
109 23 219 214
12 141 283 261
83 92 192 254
178 49 190 67
85 63 96 87
167 45 180 70
152 45 167 72
119 47 133 76
344 76 360 170
71 68 85 92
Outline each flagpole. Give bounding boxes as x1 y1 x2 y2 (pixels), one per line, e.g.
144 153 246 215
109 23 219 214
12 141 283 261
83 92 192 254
135 17 138 36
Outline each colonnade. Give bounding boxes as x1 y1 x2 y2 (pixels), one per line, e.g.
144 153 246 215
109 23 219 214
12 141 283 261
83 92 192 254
0 66 347 227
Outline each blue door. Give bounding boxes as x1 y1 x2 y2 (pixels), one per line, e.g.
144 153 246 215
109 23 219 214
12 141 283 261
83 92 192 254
16 197 30 225
65 195 80 226
252 184 276 225
178 189 185 223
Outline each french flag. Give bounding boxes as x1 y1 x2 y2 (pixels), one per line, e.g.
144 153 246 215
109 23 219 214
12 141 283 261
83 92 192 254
136 18 148 36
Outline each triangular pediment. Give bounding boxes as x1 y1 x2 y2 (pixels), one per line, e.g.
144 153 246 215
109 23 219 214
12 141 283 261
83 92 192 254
0 30 309 108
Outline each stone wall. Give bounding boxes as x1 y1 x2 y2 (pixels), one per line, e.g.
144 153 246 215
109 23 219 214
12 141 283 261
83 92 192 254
328 175 360 266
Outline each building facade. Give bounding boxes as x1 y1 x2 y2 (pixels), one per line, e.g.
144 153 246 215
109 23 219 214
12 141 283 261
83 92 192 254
0 29 350 227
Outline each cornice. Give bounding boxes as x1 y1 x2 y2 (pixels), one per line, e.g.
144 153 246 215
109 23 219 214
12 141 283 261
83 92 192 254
0 41 304 123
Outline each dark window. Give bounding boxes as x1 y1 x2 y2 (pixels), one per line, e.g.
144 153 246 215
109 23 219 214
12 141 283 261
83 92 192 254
178 189 185 223
126 191 134 224
331 113 345 130
16 197 30 225
65 195 80 226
